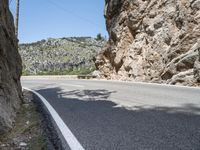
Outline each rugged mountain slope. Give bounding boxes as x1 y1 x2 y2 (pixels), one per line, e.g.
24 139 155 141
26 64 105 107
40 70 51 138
19 37 105 75
96 0 200 86
0 0 22 134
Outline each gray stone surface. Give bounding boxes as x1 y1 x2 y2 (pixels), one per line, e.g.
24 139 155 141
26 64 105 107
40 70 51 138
0 0 22 134
96 0 200 86
194 47 200 82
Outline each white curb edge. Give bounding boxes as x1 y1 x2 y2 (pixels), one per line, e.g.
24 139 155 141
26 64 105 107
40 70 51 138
23 87 85 150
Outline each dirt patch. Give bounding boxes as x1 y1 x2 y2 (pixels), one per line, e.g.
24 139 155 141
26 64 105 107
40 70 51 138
0 91 47 150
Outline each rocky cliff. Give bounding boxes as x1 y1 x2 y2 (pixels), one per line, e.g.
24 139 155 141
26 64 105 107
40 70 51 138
96 0 200 86
19 37 105 75
0 0 22 134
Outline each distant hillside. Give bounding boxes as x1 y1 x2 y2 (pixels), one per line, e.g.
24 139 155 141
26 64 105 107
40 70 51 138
19 37 105 75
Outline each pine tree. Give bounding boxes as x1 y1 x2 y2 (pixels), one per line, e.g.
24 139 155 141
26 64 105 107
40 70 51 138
96 33 103 41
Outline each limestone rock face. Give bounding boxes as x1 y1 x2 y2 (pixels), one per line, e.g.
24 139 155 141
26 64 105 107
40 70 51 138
96 0 200 85
0 0 22 134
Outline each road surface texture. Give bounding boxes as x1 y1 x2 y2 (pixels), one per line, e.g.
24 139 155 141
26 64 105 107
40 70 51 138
21 78 200 150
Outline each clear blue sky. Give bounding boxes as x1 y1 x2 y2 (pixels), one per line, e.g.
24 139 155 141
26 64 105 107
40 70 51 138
9 0 107 43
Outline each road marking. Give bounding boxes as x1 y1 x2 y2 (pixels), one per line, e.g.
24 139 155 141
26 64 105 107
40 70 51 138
89 79 200 90
59 83 84 88
23 87 85 150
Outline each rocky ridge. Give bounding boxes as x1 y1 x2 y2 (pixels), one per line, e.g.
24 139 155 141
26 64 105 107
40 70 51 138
96 0 200 86
19 37 105 75
0 0 22 134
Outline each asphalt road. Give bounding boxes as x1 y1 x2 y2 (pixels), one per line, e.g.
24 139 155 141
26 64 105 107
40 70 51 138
21 78 200 150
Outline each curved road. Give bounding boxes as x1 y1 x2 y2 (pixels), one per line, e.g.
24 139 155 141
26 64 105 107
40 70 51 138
21 78 200 150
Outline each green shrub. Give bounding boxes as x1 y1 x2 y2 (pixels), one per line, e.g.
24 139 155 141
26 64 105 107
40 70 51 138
22 70 30 76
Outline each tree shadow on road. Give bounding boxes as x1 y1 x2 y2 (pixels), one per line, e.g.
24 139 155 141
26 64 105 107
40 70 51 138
36 87 200 150
58 89 116 101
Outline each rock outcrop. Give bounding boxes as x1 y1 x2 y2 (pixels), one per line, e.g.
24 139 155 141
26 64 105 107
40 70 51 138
0 0 22 134
194 48 200 82
96 0 200 86
19 37 105 75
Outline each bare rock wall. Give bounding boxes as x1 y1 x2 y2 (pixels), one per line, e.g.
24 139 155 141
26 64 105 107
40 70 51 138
96 0 200 86
0 0 22 134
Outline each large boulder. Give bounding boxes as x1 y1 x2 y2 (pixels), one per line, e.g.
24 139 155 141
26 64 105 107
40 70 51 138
96 0 200 85
0 0 22 134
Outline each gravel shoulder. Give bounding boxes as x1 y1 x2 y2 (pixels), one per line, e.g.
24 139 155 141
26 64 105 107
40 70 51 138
0 91 48 150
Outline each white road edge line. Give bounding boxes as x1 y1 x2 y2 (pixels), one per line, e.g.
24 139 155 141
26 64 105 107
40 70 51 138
23 87 85 150
59 83 84 88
